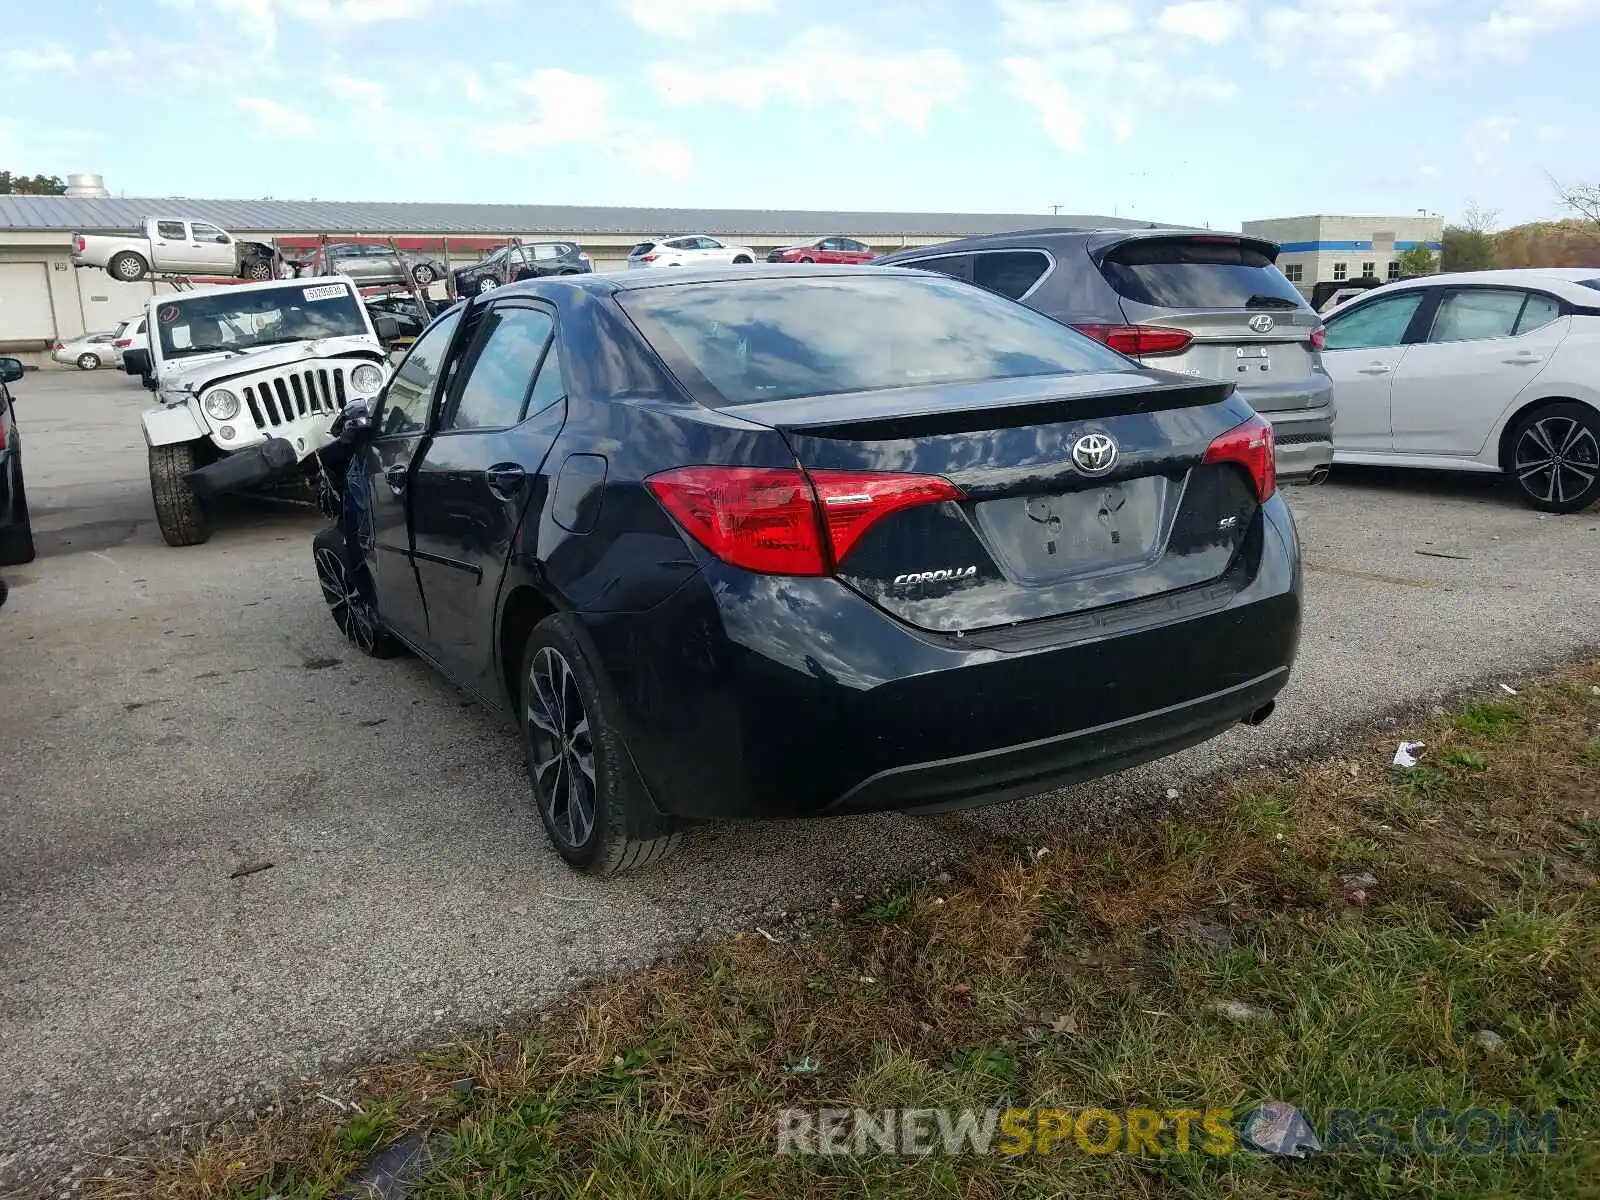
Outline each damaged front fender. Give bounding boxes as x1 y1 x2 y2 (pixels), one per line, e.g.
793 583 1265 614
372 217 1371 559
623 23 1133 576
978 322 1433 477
141 405 207 448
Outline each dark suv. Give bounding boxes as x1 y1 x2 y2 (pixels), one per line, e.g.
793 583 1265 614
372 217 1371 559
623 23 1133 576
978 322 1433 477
0 356 34 567
875 229 1335 482
453 242 593 296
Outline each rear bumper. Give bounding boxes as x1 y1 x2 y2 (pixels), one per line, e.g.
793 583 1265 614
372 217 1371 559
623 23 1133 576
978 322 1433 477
1263 407 1334 481
580 497 1302 822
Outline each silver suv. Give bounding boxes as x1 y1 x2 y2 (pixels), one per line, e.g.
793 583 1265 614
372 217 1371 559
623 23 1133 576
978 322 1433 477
875 229 1334 482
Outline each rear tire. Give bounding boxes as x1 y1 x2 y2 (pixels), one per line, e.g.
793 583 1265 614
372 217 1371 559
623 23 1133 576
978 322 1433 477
411 263 436 285
312 526 404 658
733 255 753 264
148 442 212 547
476 275 498 295
243 259 274 281
0 471 35 566
1507 401 1600 514
798 256 815 263
76 353 101 370
109 251 148 282
518 614 682 875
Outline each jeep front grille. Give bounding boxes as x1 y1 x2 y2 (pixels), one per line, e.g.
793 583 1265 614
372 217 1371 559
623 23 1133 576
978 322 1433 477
242 366 349 431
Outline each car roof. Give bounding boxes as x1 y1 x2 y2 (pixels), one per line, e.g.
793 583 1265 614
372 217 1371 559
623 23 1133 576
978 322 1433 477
1326 268 1600 311
491 262 931 299
874 224 1227 261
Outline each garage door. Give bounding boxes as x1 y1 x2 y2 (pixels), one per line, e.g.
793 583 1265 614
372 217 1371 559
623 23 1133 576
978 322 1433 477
75 269 157 335
0 261 56 342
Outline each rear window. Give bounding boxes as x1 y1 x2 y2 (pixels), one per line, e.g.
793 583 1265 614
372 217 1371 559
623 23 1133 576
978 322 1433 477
628 242 658 256
1100 238 1305 310
1580 279 1600 292
615 274 1132 408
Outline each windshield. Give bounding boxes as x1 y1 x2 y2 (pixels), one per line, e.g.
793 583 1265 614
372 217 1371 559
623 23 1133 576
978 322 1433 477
1099 238 1306 310
154 282 370 361
616 273 1133 408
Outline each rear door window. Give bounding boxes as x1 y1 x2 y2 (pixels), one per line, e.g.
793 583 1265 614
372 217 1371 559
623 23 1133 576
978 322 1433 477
905 253 975 284
1427 290 1527 343
1100 238 1305 309
1516 294 1562 334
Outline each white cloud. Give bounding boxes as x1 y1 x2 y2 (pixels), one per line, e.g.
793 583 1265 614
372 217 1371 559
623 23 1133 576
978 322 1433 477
234 95 317 137
1465 114 1518 167
649 28 968 134
278 0 435 25
996 0 1135 42
1536 124 1568 143
0 45 77 74
1257 0 1437 91
213 0 277 45
1000 57 1088 152
618 0 774 37
1156 0 1246 43
1470 0 1600 55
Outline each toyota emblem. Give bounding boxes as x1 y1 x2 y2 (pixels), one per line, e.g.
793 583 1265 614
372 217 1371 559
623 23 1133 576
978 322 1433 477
1071 432 1118 475
1248 314 1276 333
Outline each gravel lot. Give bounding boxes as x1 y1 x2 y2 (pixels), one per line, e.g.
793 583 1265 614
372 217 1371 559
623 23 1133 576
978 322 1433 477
1 368 1596 1191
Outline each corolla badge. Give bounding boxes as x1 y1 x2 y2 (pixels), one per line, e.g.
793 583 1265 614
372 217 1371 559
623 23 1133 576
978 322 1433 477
1071 432 1118 476
892 566 977 586
1248 314 1276 333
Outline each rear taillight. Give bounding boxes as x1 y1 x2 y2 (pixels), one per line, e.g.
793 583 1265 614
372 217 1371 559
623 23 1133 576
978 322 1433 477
1204 414 1276 503
53 341 63 350
74 235 85 252
1308 326 1326 351
113 338 132 347
640 253 659 263
646 466 963 576
1071 323 1193 357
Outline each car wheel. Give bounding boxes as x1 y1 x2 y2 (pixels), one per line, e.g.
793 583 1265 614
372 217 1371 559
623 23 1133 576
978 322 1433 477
1508 401 1600 514
108 251 149 282
519 614 682 875
798 256 815 263
148 442 212 547
312 526 405 658
76 352 101 370
476 275 498 295
733 255 753 264
411 263 436 285
243 259 274 281
0 468 36 566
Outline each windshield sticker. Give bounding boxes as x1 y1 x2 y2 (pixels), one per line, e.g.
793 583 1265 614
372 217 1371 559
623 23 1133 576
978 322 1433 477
302 284 348 302
157 304 180 324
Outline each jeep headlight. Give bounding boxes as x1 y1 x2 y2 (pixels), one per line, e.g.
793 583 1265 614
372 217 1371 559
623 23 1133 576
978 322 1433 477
203 388 240 421
350 363 385 394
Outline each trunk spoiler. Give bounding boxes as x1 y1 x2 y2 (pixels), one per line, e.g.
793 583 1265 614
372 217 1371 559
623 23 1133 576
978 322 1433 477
1086 231 1284 266
734 375 1236 441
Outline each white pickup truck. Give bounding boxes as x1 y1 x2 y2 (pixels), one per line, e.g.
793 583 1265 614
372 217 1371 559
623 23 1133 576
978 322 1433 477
71 216 282 283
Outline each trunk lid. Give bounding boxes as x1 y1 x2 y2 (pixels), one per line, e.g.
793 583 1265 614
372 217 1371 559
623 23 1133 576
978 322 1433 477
1094 235 1323 413
736 371 1263 634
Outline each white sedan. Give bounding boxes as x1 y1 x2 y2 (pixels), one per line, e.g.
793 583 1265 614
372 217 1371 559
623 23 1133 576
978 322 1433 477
1323 268 1600 512
626 235 757 269
52 331 123 370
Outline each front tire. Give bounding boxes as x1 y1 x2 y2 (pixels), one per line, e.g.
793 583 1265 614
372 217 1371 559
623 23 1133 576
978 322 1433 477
732 255 753 264
243 259 274 281
476 275 498 295
148 442 212 547
519 615 682 875
411 263 436 285
76 353 101 370
1508 402 1600 514
108 251 148 282
312 526 404 658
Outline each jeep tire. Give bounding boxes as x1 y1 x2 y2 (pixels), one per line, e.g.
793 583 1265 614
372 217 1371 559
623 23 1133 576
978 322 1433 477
149 442 212 547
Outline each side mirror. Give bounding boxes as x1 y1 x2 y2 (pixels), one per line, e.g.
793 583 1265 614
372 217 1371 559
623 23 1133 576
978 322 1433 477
0 357 23 384
332 397 377 443
373 316 402 342
215 235 230 244
122 348 152 377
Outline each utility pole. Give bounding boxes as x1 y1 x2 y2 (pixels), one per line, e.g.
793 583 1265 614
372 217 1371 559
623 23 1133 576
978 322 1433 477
1050 204 1063 215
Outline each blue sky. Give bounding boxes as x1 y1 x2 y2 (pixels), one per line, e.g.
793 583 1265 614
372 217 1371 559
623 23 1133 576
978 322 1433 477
2 0 1596 230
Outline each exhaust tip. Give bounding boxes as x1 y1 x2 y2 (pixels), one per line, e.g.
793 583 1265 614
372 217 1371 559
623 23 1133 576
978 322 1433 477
1242 700 1276 727
1304 465 1331 486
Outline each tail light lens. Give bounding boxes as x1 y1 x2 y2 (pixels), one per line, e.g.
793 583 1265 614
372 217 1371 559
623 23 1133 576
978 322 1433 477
646 466 963 576
1204 413 1276 503
1308 326 1326 351
1071 323 1193 357
640 253 659 264
53 341 64 350
113 338 132 347
74 235 85 252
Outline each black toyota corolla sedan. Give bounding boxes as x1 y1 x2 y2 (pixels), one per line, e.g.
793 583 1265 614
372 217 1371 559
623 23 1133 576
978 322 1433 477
312 264 1302 874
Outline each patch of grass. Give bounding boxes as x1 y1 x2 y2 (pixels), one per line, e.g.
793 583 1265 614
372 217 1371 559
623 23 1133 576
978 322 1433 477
83 665 1600 1200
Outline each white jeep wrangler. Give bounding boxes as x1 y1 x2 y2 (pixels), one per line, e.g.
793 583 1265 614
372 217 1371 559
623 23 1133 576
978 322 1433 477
137 277 396 546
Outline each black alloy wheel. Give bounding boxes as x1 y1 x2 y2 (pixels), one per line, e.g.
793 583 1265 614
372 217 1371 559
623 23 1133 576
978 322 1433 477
1510 403 1600 514
313 538 402 657
526 645 598 851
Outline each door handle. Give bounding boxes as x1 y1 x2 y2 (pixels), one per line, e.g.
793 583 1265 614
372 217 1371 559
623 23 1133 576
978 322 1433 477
385 464 407 495
1504 352 1542 365
485 463 526 499
1358 363 1392 375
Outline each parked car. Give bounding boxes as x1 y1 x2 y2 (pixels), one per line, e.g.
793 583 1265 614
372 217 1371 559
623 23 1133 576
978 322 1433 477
0 356 35 566
71 215 280 282
627 235 757 269
114 315 153 386
311 264 1301 875
53 330 123 370
766 236 876 264
1322 268 1600 513
874 229 1335 483
453 242 593 296
304 243 446 287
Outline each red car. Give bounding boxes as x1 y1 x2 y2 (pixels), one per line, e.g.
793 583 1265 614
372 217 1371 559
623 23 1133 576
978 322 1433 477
766 236 876 264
